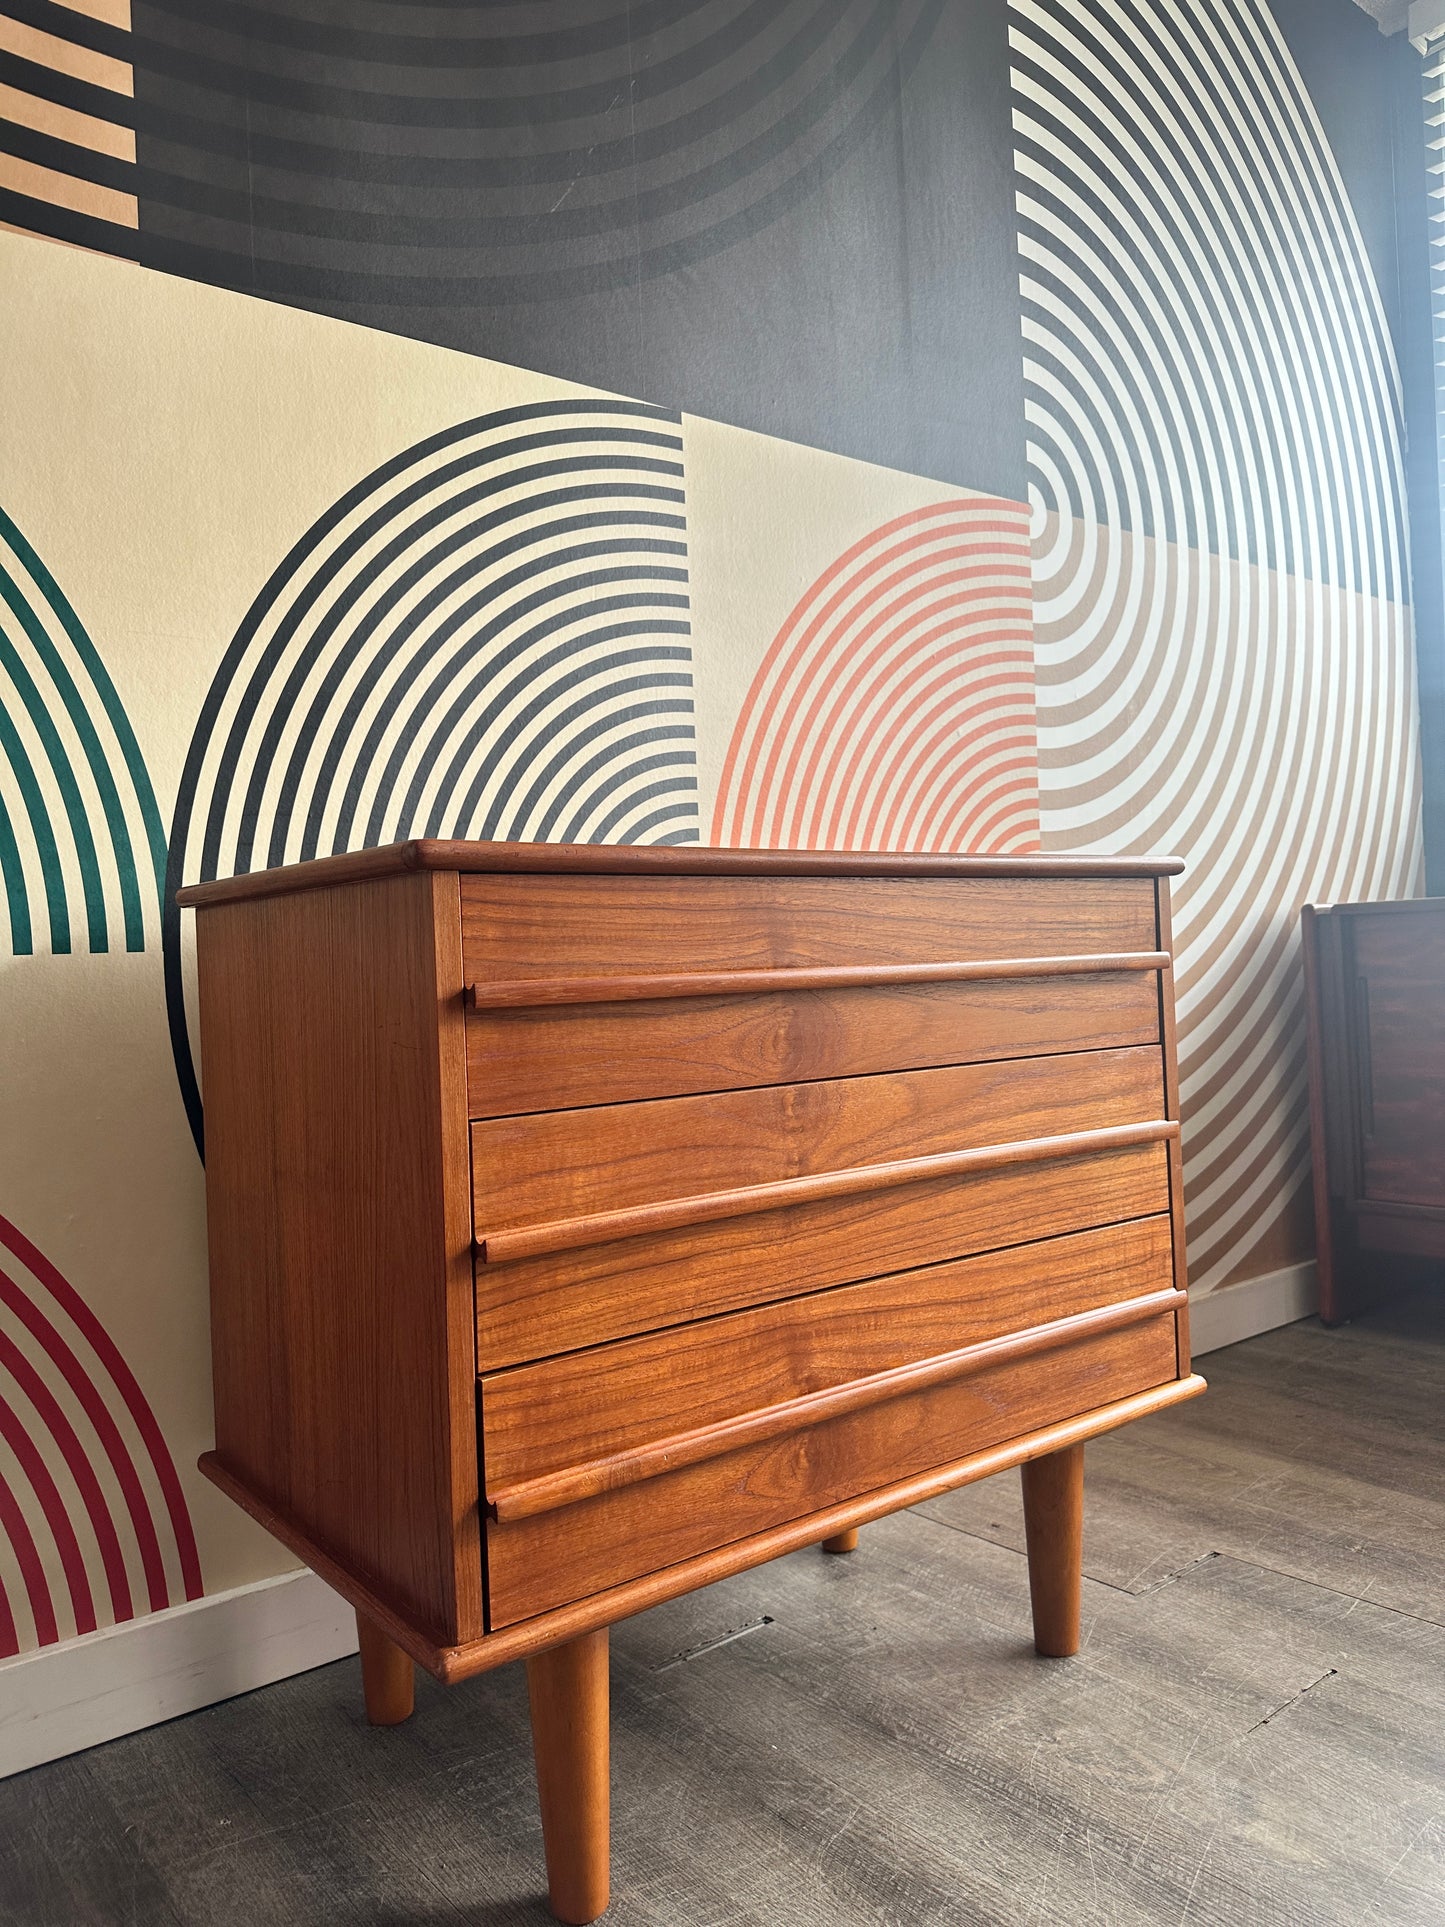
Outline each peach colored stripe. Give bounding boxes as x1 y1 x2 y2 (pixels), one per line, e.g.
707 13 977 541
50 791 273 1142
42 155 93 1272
733 517 980 846
0 81 134 161
743 521 1030 847
0 15 133 94
783 551 1031 847
828 632 1033 849
867 672 1037 851
712 500 1022 842
785 565 1021 846
0 151 137 226
829 625 1033 849
808 599 1033 848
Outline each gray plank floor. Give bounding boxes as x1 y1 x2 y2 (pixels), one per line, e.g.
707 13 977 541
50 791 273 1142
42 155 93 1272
3 1292 1444 1925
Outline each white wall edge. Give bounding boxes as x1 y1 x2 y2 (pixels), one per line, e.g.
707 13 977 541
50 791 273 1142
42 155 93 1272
0 1567 358 1780
1189 1260 1319 1356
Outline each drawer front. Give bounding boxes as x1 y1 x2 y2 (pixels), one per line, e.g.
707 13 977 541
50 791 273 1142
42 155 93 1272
481 1214 1175 1503
476 1139 1172 1369
472 1045 1164 1237
467 970 1161 1118
460 872 1160 985
484 1310 1179 1628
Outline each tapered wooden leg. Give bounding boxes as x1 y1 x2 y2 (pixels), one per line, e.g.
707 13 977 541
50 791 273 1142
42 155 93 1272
356 1610 415 1724
1020 1442 1084 1658
526 1628 610 1925
821 1526 860 1554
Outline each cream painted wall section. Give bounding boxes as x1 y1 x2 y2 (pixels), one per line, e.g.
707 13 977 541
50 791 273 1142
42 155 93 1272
0 232 659 1617
0 232 621 805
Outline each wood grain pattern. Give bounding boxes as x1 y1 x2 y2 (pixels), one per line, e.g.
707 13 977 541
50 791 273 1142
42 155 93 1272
186 838 1198 1793
476 1140 1174 1369
356 1612 415 1726
196 871 482 1646
1153 879 1191 1372
526 1630 610 1926
1020 1444 1085 1658
467 969 1162 1117
478 1122 1177 1266
468 952 1170 1007
177 839 1185 907
473 1046 1165 1237
1352 909 1445 1208
1301 904 1343 1321
485 1314 1180 1627
1352 1207 1445 1258
460 873 1160 986
1302 897 1444 1320
485 1291 1183 1521
198 1374 1207 1683
481 1216 1176 1501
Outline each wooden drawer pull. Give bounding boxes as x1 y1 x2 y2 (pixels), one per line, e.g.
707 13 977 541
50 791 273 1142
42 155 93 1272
487 1287 1185 1521
468 951 1171 1010
475 1118 1179 1264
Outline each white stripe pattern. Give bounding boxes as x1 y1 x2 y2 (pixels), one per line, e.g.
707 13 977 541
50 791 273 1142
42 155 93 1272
1013 0 1424 1288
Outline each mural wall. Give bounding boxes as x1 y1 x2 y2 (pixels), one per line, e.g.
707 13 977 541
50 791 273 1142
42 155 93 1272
0 0 1429 1656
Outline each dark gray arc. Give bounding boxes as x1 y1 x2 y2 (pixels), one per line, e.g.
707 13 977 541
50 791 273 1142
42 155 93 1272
256 508 687 869
200 422 684 878
1012 2 1402 603
462 662 698 846
164 397 693 1162
419 636 695 845
133 0 852 138
344 577 690 851
277 489 686 865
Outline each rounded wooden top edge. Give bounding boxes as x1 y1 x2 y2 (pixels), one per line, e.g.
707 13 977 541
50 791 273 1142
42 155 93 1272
1303 893 1442 918
175 839 1187 906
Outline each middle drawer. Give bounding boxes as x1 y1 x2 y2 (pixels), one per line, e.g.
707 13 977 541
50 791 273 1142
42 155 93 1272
472 1044 1162 1236
480 1212 1176 1514
471 1045 1169 1364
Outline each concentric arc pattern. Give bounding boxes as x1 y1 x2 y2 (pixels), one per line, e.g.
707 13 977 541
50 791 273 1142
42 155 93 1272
0 505 167 957
164 397 700 1154
712 498 1040 855
0 1210 202 1656
120 0 945 306
1012 0 1422 1290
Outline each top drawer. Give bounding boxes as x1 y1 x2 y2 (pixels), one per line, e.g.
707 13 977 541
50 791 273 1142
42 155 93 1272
463 873 1163 1116
461 872 1159 980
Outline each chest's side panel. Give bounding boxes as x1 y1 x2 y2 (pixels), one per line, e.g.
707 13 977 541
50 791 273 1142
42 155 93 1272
197 869 481 1645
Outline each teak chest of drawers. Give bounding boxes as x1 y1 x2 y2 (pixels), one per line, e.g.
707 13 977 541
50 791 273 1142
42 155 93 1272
180 840 1206 1923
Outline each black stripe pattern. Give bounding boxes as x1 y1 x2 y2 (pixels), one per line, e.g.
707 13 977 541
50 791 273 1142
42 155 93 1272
163 398 697 1153
127 0 943 307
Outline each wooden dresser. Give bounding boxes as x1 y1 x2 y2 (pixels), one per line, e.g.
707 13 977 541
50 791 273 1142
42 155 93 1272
1303 896 1445 1323
180 841 1205 1923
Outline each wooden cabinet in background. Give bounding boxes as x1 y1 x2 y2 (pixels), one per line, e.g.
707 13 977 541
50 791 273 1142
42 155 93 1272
1303 897 1445 1323
180 840 1206 1924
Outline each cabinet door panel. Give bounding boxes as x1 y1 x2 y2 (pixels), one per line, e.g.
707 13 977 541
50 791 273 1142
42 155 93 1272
1354 911 1445 1207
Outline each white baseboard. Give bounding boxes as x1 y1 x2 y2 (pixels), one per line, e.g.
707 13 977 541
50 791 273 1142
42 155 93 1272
0 1568 358 1779
1189 1260 1319 1356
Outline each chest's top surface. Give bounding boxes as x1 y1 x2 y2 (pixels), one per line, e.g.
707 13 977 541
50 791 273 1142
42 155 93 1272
175 838 1184 908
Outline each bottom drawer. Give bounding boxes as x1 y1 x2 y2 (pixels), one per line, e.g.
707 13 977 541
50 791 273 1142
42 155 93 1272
484 1309 1180 1628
